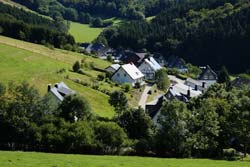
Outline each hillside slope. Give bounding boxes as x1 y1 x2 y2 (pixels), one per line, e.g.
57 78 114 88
0 35 115 118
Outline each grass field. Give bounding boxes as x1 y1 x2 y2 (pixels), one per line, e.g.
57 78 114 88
0 151 249 167
69 22 103 43
0 35 114 118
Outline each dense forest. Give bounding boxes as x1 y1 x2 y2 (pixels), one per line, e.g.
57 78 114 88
0 3 76 50
99 0 250 73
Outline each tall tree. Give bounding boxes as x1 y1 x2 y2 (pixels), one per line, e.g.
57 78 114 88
109 91 128 115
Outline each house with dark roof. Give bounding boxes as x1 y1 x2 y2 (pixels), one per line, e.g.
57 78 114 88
231 77 250 88
138 57 162 80
198 65 218 86
146 83 202 123
117 50 147 66
111 63 145 86
153 53 167 67
48 82 76 102
166 55 188 73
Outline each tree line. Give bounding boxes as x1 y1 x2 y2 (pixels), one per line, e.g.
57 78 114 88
98 0 250 73
0 3 76 50
0 81 250 159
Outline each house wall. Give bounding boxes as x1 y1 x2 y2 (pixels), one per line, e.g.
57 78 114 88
112 68 139 86
198 80 217 87
185 80 206 92
138 62 155 80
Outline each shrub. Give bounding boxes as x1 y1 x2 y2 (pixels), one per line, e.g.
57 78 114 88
97 74 105 81
134 82 141 89
73 61 81 72
122 83 131 93
223 148 239 161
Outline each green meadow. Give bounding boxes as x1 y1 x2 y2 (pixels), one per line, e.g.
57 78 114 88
0 35 114 118
0 151 249 167
69 22 103 43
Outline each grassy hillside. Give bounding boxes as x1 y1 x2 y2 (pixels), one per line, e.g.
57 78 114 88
69 22 103 43
0 35 115 118
0 151 249 167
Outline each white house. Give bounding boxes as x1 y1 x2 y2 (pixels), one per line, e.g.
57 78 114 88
198 65 218 86
184 78 207 92
105 64 121 74
48 82 75 102
138 57 162 80
111 63 144 86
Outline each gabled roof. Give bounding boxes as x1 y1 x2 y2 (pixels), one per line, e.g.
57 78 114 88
231 77 250 88
49 82 75 101
170 83 202 98
198 65 218 80
143 57 162 71
166 55 187 69
121 63 144 80
106 64 121 71
120 51 147 65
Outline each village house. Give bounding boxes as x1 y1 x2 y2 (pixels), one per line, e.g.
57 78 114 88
153 53 167 67
116 50 147 66
166 55 188 73
184 78 207 92
111 63 144 86
231 77 250 88
105 64 121 74
198 65 218 86
48 82 75 102
146 82 202 123
138 57 162 80
85 43 105 54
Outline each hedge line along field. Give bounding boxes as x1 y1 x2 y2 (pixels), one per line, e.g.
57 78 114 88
0 151 249 167
0 35 114 118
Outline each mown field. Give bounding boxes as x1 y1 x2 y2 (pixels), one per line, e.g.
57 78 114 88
69 22 103 43
0 151 249 167
0 35 115 118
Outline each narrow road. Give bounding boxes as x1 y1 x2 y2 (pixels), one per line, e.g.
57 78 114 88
138 84 153 109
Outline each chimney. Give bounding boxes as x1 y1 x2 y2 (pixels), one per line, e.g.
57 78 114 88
195 85 198 91
187 89 191 98
202 82 206 88
48 84 52 92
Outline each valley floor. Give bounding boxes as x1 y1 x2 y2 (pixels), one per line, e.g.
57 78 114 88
0 151 249 167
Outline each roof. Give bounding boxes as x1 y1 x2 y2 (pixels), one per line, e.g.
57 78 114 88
166 55 187 69
121 63 144 80
50 87 64 101
106 64 120 71
144 57 162 71
198 65 218 80
49 82 75 101
120 51 147 65
186 78 203 86
170 83 202 98
231 77 250 88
